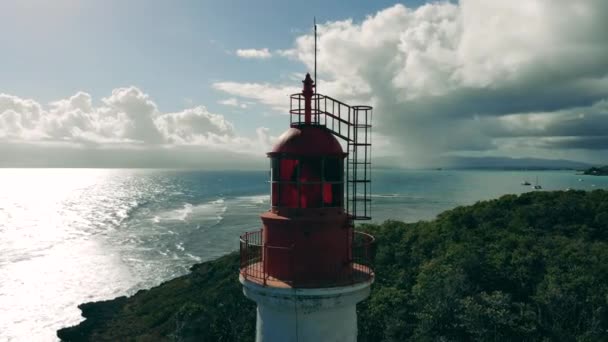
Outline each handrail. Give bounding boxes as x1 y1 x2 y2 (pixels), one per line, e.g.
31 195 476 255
239 229 375 288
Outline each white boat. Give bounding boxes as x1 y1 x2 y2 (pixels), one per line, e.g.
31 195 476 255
533 176 542 190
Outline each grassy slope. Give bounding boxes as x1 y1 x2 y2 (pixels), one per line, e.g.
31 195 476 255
58 190 608 341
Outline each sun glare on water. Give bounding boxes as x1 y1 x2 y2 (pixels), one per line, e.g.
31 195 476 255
0 169 135 341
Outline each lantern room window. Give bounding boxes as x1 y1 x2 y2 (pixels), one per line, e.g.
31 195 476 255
270 156 344 208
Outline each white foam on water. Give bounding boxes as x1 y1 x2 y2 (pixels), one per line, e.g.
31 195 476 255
157 198 227 224
187 198 227 224
186 253 202 262
372 194 400 198
176 203 194 221
155 203 193 222
236 194 269 205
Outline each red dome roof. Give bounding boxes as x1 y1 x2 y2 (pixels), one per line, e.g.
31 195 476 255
269 126 344 156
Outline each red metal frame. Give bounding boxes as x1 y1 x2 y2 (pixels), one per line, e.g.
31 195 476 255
289 92 372 220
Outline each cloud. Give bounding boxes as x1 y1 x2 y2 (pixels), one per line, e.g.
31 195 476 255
276 49 297 58
220 0 608 165
213 82 300 112
477 99 608 152
155 106 234 144
484 99 608 139
235 48 272 59
0 87 273 165
218 98 248 108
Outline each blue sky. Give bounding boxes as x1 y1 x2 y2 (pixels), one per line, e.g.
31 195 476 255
1 0 424 135
1 0 608 168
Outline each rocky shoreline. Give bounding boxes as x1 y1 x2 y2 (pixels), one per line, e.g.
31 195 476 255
57 253 256 341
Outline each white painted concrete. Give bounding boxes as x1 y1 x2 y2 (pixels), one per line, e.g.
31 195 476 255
240 276 373 342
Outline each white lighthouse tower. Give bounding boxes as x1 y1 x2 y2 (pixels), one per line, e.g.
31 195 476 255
239 71 374 341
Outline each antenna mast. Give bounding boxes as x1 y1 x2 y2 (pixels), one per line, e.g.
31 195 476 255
314 17 317 93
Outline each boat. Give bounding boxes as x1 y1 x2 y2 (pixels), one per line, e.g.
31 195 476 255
533 176 542 190
521 180 531 186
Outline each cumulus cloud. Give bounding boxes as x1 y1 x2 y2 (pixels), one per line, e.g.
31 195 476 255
218 98 248 108
219 0 608 164
235 48 272 59
213 82 300 112
155 106 234 145
0 87 272 160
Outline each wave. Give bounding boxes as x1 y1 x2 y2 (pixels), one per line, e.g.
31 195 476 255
112 198 150 226
240 194 269 204
155 198 227 223
185 253 202 262
371 194 426 200
176 203 194 221
372 194 401 198
232 194 269 209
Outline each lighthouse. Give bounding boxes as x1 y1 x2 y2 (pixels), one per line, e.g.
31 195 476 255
239 72 374 342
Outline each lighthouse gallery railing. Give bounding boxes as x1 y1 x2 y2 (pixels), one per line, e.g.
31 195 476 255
239 230 375 288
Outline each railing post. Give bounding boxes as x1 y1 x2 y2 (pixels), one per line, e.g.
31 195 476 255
290 243 295 287
244 233 249 280
263 245 267 286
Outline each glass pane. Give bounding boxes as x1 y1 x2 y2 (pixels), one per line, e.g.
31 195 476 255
331 183 343 207
323 183 333 206
300 158 322 182
271 183 279 206
300 184 322 208
280 159 299 181
271 158 279 181
324 157 343 181
280 183 299 208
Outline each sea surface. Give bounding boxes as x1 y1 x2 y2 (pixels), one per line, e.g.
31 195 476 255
1 168 607 341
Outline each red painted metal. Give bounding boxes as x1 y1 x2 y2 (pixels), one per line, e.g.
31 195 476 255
302 73 314 125
240 230 375 288
269 126 345 157
261 210 349 281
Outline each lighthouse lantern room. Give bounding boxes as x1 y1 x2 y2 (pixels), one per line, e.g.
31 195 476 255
239 70 374 341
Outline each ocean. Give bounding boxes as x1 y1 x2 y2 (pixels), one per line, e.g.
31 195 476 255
1 168 607 341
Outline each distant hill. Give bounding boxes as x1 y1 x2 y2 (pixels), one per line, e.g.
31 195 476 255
583 166 608 175
440 156 592 170
58 190 608 341
372 155 593 170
